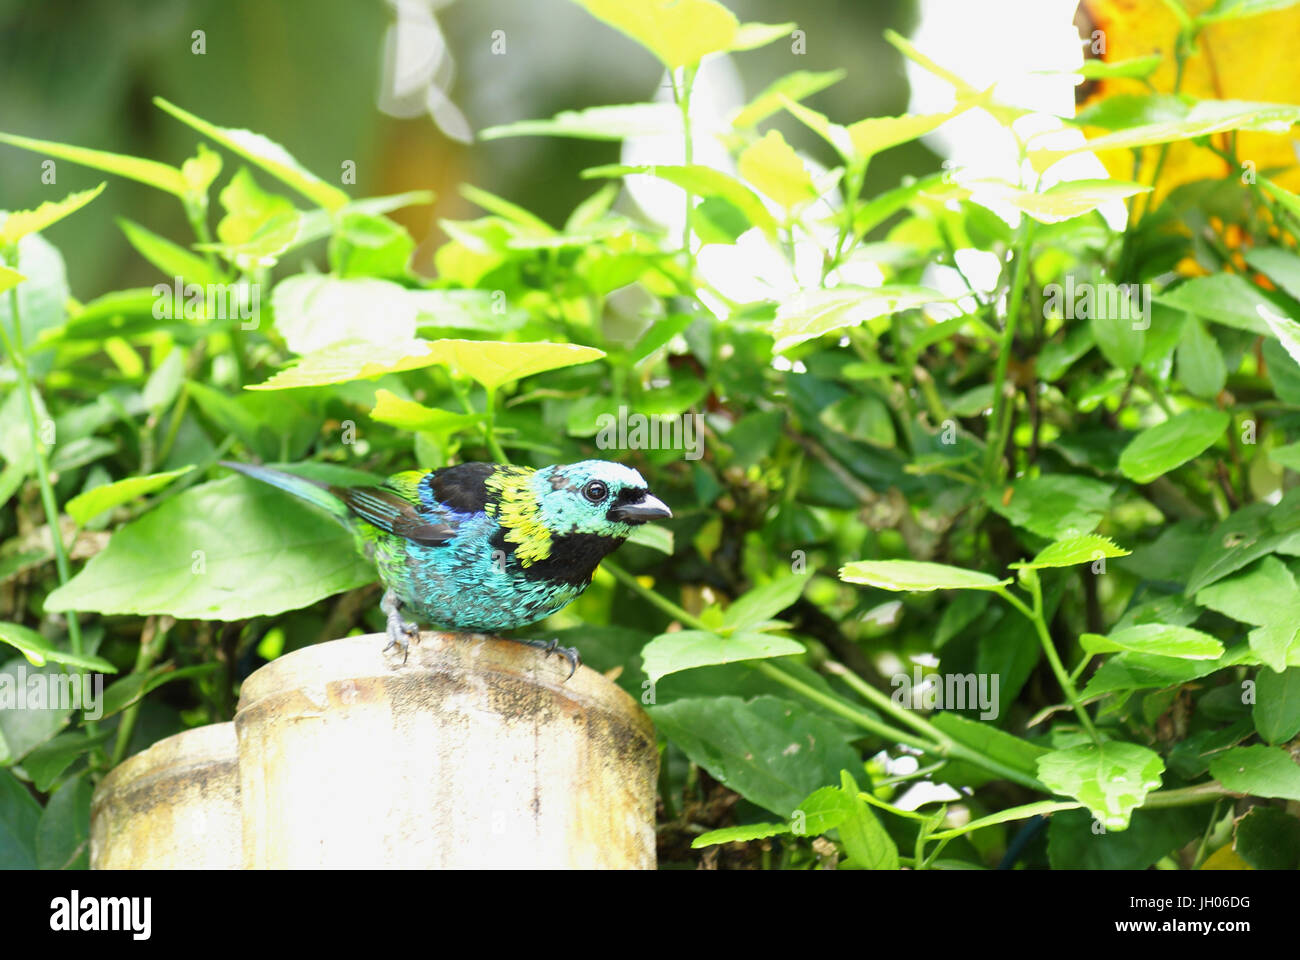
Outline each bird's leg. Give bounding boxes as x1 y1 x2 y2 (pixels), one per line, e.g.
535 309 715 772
515 637 581 681
381 589 421 664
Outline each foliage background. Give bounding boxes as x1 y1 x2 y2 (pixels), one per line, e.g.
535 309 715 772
4 0 1300 871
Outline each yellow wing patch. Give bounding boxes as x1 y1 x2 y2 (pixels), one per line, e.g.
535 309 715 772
484 467 552 566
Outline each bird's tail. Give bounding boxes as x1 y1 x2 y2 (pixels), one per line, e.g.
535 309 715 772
221 461 350 527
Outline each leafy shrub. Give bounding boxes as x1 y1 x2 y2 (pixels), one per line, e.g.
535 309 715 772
3 0 1300 870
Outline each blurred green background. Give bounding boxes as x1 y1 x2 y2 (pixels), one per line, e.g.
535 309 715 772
0 0 929 295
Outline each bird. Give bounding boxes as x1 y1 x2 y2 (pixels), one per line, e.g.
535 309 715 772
221 459 672 678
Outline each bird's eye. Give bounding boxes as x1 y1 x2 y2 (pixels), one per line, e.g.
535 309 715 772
582 480 609 503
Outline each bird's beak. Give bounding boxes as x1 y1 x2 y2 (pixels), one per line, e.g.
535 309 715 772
609 494 673 524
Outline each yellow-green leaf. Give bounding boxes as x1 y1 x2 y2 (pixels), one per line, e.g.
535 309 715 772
0 264 26 295
65 466 195 526
154 97 349 211
574 0 739 69
738 130 815 209
0 183 106 248
0 131 187 196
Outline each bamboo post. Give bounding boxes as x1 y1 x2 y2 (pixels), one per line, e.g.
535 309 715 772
234 632 658 868
90 722 241 869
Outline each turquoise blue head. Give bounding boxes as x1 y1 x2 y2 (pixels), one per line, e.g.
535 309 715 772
530 460 672 537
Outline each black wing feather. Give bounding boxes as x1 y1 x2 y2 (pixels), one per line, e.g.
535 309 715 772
330 485 455 546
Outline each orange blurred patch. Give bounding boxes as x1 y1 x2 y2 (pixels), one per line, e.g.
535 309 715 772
1081 0 1300 204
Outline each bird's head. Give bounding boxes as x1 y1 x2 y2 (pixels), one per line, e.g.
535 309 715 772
529 460 672 537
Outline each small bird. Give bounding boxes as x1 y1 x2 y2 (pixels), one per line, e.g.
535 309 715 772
222 459 671 677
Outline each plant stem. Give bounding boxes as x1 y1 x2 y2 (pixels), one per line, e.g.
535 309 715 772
110 616 169 766
983 219 1035 481
1 280 83 656
1000 576 1099 744
671 66 697 275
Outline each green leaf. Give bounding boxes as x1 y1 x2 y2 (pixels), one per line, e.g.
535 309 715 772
984 474 1114 540
691 822 791 848
1262 177 1300 224
0 183 106 247
1243 247 1300 302
1079 624 1224 660
931 712 1049 779
1074 93 1188 131
1031 99 1300 167
1012 535 1130 570
1072 54 1164 79
422 339 606 393
44 468 377 620
974 179 1149 224
0 623 116 672
65 466 195 526
207 167 300 269
0 264 25 296
1254 667 1300 744
1257 303 1300 368
1089 297 1147 370
143 349 185 413
117 217 225 286
793 785 855 836
22 731 111 792
247 338 444 390
729 21 797 52
1196 556 1300 672
1176 315 1227 399
738 130 816 209
1118 409 1229 483
772 285 948 354
732 69 845 129
573 0 739 69
481 103 684 141
0 130 187 196
624 524 673 555
1036 741 1164 830
1210 745 1300 800
369 390 485 435
1083 650 1247 696
1048 806 1204 869
847 112 959 162
642 630 805 684
1233 806 1300 870
0 768 41 869
584 163 777 237
722 575 810 633
840 560 1011 592
0 658 72 762
330 212 416 279
837 771 899 870
1155 273 1279 334
271 275 419 355
154 97 349 211
36 775 92 869
647 695 865 817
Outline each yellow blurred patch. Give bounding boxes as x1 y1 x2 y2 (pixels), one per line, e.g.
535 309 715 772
1081 0 1300 204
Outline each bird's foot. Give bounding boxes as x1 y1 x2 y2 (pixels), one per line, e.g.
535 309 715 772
380 590 421 664
523 637 581 681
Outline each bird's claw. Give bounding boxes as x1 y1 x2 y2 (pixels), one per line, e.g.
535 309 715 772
539 638 581 681
381 588 421 664
383 612 421 664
